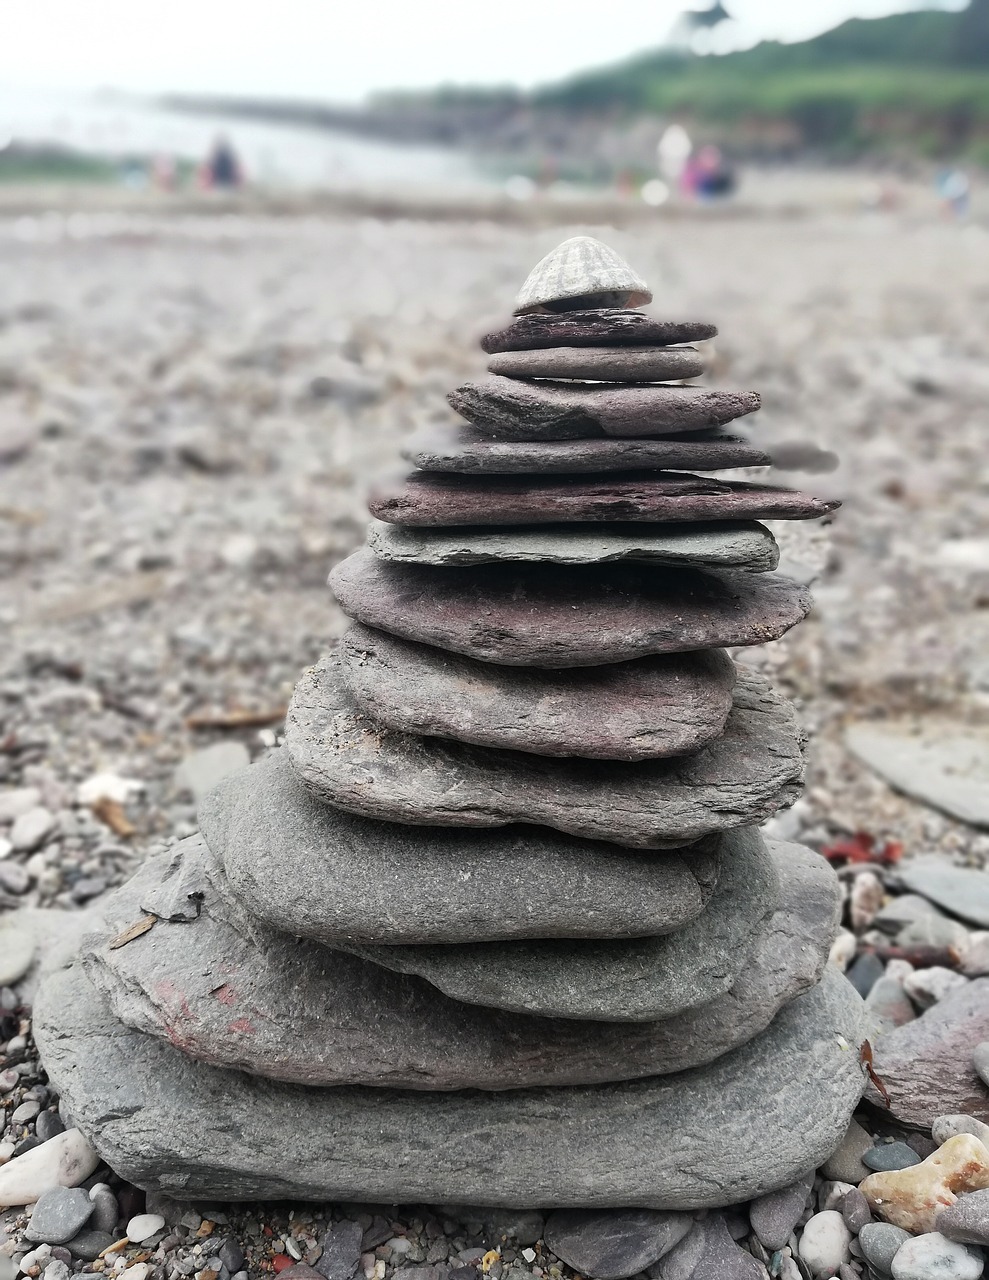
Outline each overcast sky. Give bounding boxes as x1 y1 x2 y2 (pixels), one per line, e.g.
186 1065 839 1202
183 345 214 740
1 1 964 101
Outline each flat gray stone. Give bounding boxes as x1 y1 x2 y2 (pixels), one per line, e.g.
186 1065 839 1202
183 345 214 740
203 750 722 945
866 979 989 1126
315 1222 363 1280
368 471 838 527
338 623 736 760
858 1223 912 1277
543 1208 693 1279
113 825 834 1084
487 346 704 383
400 428 770 475
749 1174 814 1251
652 1215 767 1280
34 957 866 1208
82 832 838 1089
895 858 989 929
481 312 717 354
845 721 989 829
338 826 779 1021
24 1186 94 1244
367 518 780 572
448 376 760 440
330 550 812 668
286 654 804 849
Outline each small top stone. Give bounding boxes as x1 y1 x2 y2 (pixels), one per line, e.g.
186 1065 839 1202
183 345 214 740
514 237 652 315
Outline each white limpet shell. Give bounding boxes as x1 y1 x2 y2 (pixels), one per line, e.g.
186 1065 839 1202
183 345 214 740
514 236 653 316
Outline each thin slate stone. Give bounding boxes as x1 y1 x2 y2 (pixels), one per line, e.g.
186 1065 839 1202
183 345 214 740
368 471 839 528
480 312 717 354
366 519 780 573
651 1215 768 1280
114 827 838 1088
896 858 989 929
329 550 812 668
542 1208 693 1279
448 376 760 440
335 826 779 1021
286 654 804 849
400 427 771 475
487 346 704 383
862 1142 922 1172
34 957 867 1208
202 750 722 946
338 624 737 760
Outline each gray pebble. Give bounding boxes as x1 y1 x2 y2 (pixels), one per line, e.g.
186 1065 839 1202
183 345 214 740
67 1229 117 1261
87 1184 118 1235
750 1176 814 1252
11 1099 41 1124
217 1237 245 1274
316 1220 364 1280
846 953 885 999
35 1110 65 1143
841 1189 871 1235
973 1042 989 1089
858 1224 912 1278
822 1120 874 1184
862 1142 921 1172
25 1186 95 1245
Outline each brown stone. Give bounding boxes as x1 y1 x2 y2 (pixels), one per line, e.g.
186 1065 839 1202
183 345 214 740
866 980 989 1127
329 549 812 667
338 623 736 760
285 653 804 849
481 311 717 354
369 471 839 527
487 346 704 383
401 426 771 475
448 376 759 440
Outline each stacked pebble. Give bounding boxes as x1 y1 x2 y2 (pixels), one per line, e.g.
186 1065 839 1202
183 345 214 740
33 238 866 1218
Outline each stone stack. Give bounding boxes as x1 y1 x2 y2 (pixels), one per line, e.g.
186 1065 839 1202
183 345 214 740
35 237 866 1212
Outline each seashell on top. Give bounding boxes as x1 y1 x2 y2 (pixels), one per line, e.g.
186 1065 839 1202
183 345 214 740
514 236 653 316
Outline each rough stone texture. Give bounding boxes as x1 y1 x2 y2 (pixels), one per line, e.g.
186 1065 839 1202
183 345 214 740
487 346 704 383
204 750 722 945
337 826 779 1021
286 655 804 849
338 624 737 760
895 859 989 929
369 471 838 528
937 1187 989 1245
749 1174 814 1251
367 518 780 573
480 312 717 354
653 1216 767 1280
448 376 760 440
24 1187 95 1244
400 427 770 475
858 1223 912 1278
315 1221 363 1280
889 1232 984 1280
542 1208 693 1279
101 827 837 1087
34 957 866 1208
845 721 989 829
867 980 989 1126
330 550 812 668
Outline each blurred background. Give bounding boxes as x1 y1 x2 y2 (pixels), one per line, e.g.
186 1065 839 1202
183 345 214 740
0 0 987 910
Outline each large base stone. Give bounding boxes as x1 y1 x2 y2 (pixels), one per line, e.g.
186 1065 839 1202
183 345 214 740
400 429 771 475
334 826 779 1021
79 833 838 1089
286 655 804 848
369 472 838 527
481 312 717 354
203 750 721 945
448 376 761 440
366 519 780 573
34 958 866 1208
339 624 737 760
330 550 812 667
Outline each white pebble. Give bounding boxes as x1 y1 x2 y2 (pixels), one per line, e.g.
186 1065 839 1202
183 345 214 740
820 1180 855 1212
77 773 143 807
126 1212 165 1242
885 959 915 984
17 1245 51 1275
123 1266 150 1280
9 807 56 853
933 1114 989 1154
0 1130 99 1208
891 1231 983 1280
904 966 969 1009
799 1210 852 1277
829 929 856 972
0 788 41 824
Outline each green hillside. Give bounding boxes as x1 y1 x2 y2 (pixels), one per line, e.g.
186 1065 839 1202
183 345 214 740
531 1 989 156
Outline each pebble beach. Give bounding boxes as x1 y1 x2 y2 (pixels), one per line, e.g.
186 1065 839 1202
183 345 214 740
1 196 989 1279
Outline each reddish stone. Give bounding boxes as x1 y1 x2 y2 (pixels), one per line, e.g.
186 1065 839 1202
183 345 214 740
369 471 839 527
481 311 717 353
329 548 812 668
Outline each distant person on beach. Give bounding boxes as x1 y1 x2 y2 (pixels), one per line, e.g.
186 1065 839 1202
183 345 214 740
936 167 970 220
202 135 243 190
684 145 736 202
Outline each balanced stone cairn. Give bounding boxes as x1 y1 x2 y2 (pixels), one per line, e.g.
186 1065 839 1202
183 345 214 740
35 236 867 1216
